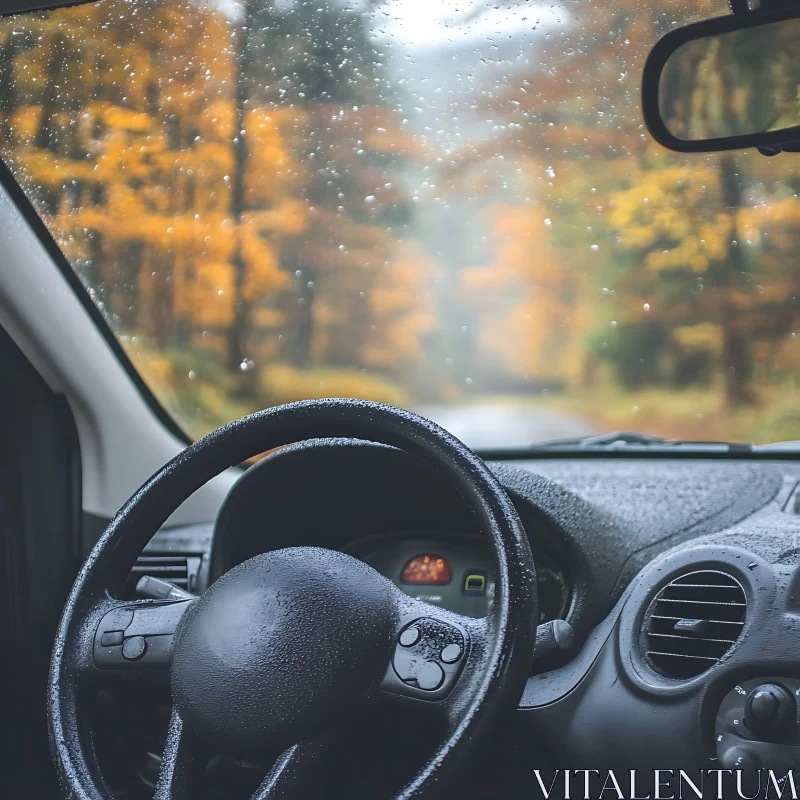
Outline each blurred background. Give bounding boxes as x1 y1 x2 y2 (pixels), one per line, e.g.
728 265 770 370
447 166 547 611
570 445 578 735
2 0 800 447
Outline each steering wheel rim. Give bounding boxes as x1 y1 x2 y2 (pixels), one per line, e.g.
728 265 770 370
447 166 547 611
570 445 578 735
49 399 537 799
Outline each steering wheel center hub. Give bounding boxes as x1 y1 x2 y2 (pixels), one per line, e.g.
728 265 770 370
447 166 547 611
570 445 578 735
171 547 396 753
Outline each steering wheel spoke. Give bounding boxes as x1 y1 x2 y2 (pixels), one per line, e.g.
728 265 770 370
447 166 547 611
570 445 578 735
250 738 328 800
154 708 201 800
380 592 493 716
67 595 195 686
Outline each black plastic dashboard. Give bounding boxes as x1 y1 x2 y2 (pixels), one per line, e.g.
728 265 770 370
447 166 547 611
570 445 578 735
138 441 800 789
203 440 785 638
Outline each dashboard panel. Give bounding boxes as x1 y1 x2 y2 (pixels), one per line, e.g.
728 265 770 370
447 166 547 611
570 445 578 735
147 440 800 795
350 532 569 621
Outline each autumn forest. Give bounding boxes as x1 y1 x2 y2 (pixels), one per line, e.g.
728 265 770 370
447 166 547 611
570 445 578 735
2 0 800 445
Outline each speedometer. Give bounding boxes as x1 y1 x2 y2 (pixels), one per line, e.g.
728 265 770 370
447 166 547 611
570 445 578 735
536 561 570 623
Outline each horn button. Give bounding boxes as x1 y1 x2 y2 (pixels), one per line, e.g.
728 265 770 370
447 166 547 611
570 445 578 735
171 547 396 754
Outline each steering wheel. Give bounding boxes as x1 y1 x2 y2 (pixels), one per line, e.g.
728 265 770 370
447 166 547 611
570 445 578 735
48 400 537 799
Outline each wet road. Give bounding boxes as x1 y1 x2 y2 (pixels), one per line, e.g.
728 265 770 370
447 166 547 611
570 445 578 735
413 403 599 450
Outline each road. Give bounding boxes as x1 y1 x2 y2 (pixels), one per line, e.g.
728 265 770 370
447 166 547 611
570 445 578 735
413 403 599 450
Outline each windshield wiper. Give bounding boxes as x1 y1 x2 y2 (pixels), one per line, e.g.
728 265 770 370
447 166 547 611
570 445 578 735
545 430 678 447
532 430 753 452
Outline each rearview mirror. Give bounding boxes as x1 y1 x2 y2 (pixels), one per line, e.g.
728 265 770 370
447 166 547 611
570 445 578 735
643 7 800 154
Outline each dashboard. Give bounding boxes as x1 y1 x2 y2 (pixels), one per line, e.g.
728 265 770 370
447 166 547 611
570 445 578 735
206 440 583 635
138 438 800 795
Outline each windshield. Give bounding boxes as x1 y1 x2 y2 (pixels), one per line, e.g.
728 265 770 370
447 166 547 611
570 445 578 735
0 0 797 449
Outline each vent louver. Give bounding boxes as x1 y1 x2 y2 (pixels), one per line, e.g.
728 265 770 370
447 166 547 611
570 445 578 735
642 570 746 680
125 553 203 597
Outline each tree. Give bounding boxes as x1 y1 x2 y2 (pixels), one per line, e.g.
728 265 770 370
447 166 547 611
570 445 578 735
0 0 434 427
455 0 800 408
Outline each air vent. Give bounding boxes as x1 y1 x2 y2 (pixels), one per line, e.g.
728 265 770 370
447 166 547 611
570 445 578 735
125 553 203 597
642 570 746 680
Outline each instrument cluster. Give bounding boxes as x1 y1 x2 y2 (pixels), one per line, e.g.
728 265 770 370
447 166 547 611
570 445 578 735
351 532 569 621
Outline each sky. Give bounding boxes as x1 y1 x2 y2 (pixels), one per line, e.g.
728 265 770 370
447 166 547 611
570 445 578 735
372 0 564 49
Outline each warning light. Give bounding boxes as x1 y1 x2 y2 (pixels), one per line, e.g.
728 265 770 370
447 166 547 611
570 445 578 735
400 554 451 585
463 572 487 596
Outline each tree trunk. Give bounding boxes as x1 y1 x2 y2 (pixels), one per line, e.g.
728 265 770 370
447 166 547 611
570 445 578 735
722 317 754 407
227 5 253 381
289 270 314 368
35 33 67 155
719 155 754 408
0 36 18 145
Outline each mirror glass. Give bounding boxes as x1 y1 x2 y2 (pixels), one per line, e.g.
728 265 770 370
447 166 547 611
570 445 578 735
659 17 800 142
